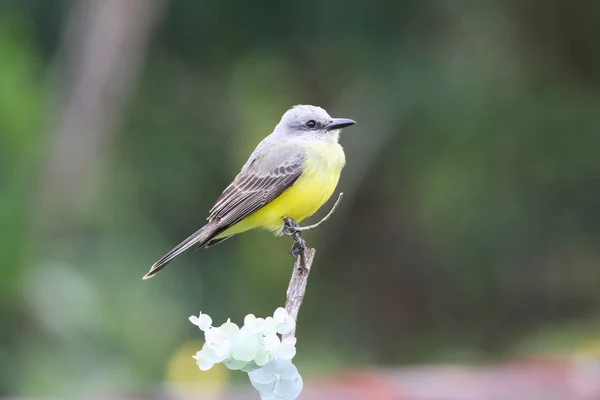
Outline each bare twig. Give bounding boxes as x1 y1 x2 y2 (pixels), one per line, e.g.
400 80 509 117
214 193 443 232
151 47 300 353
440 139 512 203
295 192 344 232
283 193 343 340
283 248 316 340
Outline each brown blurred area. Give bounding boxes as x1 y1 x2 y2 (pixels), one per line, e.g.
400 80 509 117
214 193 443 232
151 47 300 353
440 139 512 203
1 0 600 398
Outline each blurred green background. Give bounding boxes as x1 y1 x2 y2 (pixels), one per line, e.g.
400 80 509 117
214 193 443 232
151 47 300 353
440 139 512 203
1 0 600 397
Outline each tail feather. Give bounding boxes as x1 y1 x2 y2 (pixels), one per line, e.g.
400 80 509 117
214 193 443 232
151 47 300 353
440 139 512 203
143 222 217 280
203 235 233 249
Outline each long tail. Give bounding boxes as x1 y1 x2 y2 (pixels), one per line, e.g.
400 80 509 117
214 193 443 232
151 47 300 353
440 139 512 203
143 221 218 280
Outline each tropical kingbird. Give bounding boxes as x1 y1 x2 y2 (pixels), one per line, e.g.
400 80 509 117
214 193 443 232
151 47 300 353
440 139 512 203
143 105 356 279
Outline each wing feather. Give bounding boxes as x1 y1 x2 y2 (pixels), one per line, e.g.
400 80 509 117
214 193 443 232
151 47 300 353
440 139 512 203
145 143 306 279
207 156 305 232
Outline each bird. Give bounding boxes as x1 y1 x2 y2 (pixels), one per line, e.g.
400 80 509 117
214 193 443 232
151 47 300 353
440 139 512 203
143 105 356 279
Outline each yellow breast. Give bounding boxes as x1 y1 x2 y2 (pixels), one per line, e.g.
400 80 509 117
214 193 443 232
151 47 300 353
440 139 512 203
224 141 345 236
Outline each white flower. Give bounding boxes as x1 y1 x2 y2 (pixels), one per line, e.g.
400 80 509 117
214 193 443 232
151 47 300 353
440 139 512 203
189 309 302 399
264 334 281 354
263 316 278 335
248 357 303 400
244 314 265 334
273 308 296 335
192 350 215 371
219 319 240 338
189 312 212 331
254 343 270 367
262 334 296 360
223 357 250 371
205 324 236 362
277 337 297 360
232 328 259 362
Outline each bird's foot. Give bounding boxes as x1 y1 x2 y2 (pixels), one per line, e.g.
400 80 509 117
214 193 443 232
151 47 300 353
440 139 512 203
289 237 306 257
283 217 306 257
282 217 300 236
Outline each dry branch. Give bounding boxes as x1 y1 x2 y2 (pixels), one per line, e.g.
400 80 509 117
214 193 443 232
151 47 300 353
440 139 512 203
283 193 343 340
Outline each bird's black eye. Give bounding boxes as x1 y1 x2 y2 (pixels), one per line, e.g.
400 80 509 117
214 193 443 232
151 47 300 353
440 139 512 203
306 120 317 129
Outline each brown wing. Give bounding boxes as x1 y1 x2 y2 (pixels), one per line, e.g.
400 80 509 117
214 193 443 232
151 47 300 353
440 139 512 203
143 142 307 279
206 159 305 235
144 158 305 279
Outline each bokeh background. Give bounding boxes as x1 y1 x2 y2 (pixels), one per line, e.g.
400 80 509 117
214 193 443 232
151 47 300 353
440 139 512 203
1 0 600 398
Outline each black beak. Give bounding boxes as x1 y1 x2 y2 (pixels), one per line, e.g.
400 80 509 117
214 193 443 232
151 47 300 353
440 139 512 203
325 118 356 131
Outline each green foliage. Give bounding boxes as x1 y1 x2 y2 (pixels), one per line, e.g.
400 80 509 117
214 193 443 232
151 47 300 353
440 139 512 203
1 0 600 395
0 16 46 296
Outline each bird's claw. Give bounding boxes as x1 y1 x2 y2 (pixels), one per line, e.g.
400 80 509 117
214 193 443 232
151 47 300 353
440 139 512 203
289 237 306 257
282 217 300 236
283 217 306 257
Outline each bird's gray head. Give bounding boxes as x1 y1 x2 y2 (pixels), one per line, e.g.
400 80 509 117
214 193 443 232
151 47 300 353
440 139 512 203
274 105 356 142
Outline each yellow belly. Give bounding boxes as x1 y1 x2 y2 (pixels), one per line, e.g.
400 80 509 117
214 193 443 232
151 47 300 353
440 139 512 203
218 141 345 237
